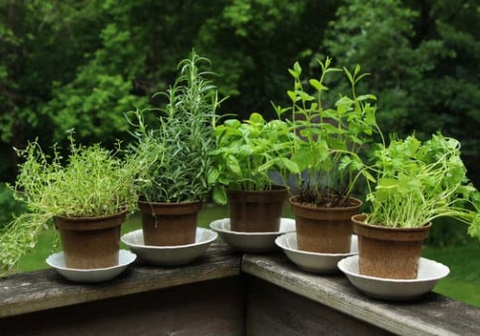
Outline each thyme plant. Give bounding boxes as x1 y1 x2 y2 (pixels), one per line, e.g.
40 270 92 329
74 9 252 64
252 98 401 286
365 134 480 237
127 51 224 203
210 112 298 204
277 57 378 207
0 138 139 272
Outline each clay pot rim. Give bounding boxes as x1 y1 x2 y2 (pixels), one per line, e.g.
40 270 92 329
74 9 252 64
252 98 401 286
54 209 128 222
138 200 202 207
351 213 433 232
289 196 362 211
226 185 288 195
210 218 295 236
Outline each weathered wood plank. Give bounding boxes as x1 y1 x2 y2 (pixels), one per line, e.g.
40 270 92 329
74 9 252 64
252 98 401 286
246 276 393 336
242 253 480 336
0 242 241 318
0 277 244 336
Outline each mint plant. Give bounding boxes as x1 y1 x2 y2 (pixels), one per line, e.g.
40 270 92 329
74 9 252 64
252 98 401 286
209 113 298 204
0 137 139 272
126 51 225 203
276 57 378 207
365 133 480 237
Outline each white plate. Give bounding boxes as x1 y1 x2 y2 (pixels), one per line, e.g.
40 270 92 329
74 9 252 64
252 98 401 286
210 218 295 253
338 255 450 301
121 227 218 266
46 250 136 283
275 233 358 274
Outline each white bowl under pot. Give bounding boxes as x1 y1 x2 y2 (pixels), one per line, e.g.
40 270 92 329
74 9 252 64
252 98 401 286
121 227 218 266
338 255 450 301
46 249 136 283
275 232 358 274
209 218 296 253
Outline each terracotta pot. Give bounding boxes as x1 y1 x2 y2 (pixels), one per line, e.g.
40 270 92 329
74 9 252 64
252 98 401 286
352 214 432 279
138 200 202 246
54 210 127 269
290 196 361 253
227 186 287 232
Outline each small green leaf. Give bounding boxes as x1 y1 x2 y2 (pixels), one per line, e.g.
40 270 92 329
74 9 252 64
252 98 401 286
354 64 361 77
207 168 219 184
288 68 299 79
309 79 328 92
293 61 302 75
212 185 227 204
227 155 242 177
287 90 297 103
356 94 376 101
343 67 354 85
300 92 315 101
280 158 300 174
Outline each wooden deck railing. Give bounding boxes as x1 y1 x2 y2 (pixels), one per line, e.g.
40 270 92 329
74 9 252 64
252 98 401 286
1 242 479 335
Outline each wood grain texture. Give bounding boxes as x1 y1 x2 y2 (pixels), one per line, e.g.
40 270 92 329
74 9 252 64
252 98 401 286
0 277 244 336
242 253 480 336
0 242 241 318
246 276 393 336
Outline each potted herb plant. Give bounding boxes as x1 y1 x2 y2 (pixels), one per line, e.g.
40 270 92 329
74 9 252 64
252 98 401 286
352 134 480 279
281 57 378 253
127 51 223 246
0 136 138 272
210 112 298 232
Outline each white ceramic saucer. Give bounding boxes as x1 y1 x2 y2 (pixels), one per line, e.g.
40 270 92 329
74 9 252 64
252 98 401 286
209 218 295 253
121 227 218 266
338 255 450 301
275 233 358 274
46 249 136 283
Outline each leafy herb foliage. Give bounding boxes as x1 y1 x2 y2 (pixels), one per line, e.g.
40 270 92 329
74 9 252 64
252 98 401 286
0 137 138 272
210 113 298 204
127 51 223 203
366 133 480 237
277 57 378 207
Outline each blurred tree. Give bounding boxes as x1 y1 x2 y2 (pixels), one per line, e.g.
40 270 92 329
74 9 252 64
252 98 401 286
1 0 479 188
321 0 480 184
0 0 108 178
0 0 337 182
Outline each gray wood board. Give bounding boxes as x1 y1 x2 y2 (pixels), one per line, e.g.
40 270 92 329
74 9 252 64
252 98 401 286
242 253 480 336
0 277 244 336
0 242 241 318
246 276 393 336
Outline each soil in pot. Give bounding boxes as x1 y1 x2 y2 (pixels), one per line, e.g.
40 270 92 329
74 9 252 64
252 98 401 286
290 196 361 253
227 186 287 232
54 210 127 269
138 201 202 246
352 214 432 279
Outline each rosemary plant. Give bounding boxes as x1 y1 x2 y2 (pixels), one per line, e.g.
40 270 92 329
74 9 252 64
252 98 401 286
127 51 224 203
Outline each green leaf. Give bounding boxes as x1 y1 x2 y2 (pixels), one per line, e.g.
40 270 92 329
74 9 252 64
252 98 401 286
293 61 302 75
354 64 361 77
212 185 227 205
291 145 314 171
226 155 242 177
309 79 328 92
207 168 220 184
248 112 265 125
354 73 370 83
288 68 299 79
343 67 354 85
280 158 300 174
287 90 297 103
299 92 316 101
356 94 377 101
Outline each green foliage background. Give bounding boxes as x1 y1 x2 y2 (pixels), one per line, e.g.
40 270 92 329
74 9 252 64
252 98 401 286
1 0 479 204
